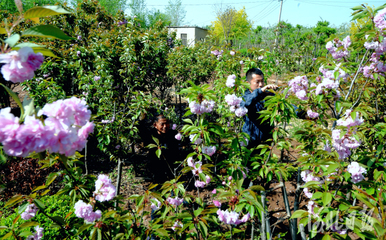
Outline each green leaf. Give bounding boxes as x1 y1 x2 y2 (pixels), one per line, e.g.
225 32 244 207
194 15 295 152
19 221 39 230
0 28 7 34
155 149 161 159
32 185 46 193
290 210 308 219
33 199 45 210
5 195 24 208
22 25 74 40
52 216 66 225
18 231 33 237
13 42 58 58
0 226 8 230
155 228 169 237
0 84 24 118
22 97 34 121
24 6 71 20
322 192 332 206
322 234 331 240
1 232 13 239
351 5 364 11
4 34 20 48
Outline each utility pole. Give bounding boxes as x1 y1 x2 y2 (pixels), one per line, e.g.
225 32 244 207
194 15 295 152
274 0 284 45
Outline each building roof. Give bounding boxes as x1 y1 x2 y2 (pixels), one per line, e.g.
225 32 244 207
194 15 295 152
167 26 209 31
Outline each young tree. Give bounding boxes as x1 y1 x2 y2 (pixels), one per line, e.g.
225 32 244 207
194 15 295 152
147 9 171 27
211 6 252 44
127 0 147 24
164 0 186 26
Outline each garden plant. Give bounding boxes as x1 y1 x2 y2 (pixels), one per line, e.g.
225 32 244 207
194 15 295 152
1 0 386 239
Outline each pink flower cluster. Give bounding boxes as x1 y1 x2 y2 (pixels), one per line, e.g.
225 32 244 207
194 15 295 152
347 162 366 184
226 75 236 87
21 203 38 220
332 110 363 159
202 145 216 156
74 200 102 222
230 50 235 56
211 49 223 60
307 110 319 119
326 36 351 60
0 47 44 83
167 196 184 207
27 225 44 240
301 170 323 198
172 221 183 231
189 100 215 115
288 76 309 100
217 209 250 225
151 198 161 211
0 97 93 157
307 200 318 216
319 64 349 82
224 94 248 117
213 200 221 207
94 174 116 202
175 132 182 140
315 78 339 95
362 35 386 78
189 134 202 145
374 7 386 31
187 157 211 188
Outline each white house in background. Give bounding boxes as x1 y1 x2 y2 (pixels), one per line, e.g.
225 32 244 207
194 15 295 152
167 26 209 47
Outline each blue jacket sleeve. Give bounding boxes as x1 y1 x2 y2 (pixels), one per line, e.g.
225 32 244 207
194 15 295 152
243 88 264 107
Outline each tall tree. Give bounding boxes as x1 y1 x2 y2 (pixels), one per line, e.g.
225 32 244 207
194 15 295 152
147 9 171 27
127 0 147 24
210 6 252 43
164 0 186 26
67 0 126 15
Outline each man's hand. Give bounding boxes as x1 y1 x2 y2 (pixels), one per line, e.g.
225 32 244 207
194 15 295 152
261 84 278 92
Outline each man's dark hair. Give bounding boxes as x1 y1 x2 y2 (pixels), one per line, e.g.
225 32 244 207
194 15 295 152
153 114 167 124
246 68 264 82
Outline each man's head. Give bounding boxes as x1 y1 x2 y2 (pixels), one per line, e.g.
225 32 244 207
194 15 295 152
246 68 264 91
153 114 170 134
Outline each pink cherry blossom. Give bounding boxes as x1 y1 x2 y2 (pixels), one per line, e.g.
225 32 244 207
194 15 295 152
167 196 184 207
235 106 248 117
175 132 182 140
347 162 366 184
212 189 217 194
224 94 242 107
216 209 249 225
195 180 206 188
230 50 235 56
172 124 177 130
27 225 44 240
21 203 39 220
74 200 102 222
213 200 221 207
94 174 116 202
226 74 236 87
172 221 183 231
307 110 319 119
202 145 216 156
151 198 161 211
189 134 202 145
374 7 386 31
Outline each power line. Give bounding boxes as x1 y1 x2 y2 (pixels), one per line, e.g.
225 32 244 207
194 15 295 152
254 1 281 23
147 1 272 7
294 0 373 8
250 1 275 20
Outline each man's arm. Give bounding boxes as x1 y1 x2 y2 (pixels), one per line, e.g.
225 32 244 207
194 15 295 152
243 88 263 107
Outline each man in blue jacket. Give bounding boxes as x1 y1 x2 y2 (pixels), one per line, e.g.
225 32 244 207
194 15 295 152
241 68 278 149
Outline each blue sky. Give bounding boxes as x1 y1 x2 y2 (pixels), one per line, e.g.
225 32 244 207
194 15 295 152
143 0 385 28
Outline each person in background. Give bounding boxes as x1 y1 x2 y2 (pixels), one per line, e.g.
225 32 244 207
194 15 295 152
241 68 278 149
147 114 180 183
